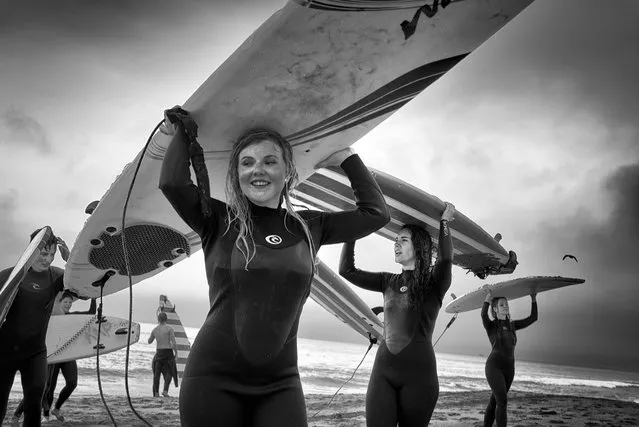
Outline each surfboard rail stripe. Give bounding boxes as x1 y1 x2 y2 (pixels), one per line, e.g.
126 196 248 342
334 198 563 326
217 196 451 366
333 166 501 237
313 167 506 258
310 260 383 342
158 298 191 379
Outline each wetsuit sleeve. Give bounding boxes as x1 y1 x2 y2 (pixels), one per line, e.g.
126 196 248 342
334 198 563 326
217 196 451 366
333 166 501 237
338 241 385 293
513 301 538 330
431 219 454 302
159 124 225 237
305 155 390 247
481 302 492 331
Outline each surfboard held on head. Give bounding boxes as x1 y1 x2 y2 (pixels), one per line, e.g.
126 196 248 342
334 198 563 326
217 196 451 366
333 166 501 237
296 166 519 279
444 276 586 314
64 0 533 298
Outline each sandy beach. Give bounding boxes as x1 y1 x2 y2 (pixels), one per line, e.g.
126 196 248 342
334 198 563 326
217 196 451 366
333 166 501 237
4 391 638 426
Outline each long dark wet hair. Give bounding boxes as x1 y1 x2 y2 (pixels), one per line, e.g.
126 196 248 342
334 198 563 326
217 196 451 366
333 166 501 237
224 128 316 271
490 297 515 338
401 224 436 311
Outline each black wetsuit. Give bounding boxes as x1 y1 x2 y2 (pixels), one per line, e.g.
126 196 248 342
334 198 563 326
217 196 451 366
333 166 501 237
481 301 537 427
159 128 389 426
339 220 453 427
0 266 64 426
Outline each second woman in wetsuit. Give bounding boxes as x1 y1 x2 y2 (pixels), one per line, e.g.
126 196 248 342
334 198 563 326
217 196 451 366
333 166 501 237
339 202 456 427
481 291 538 427
158 107 390 426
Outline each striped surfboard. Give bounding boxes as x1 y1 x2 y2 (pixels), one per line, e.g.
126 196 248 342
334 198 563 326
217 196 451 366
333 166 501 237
158 297 191 379
296 166 518 279
311 259 384 343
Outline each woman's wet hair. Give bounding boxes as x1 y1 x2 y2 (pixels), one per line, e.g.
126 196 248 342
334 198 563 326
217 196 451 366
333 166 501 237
59 290 76 302
224 128 316 272
400 224 436 311
29 226 58 249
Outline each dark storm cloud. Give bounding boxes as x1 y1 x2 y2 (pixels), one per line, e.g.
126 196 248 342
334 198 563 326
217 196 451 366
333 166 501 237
521 162 639 372
0 0 281 42
1 108 51 153
445 0 639 132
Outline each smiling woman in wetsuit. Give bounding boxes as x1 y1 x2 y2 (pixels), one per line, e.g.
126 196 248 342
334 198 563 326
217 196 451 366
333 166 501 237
339 202 456 427
158 106 390 427
481 291 538 427
0 228 69 427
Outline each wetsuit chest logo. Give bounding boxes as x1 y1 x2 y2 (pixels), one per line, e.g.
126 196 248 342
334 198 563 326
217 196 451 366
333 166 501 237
400 285 408 293
265 234 282 245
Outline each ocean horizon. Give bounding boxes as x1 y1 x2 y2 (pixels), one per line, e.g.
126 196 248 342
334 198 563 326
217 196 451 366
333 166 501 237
10 322 639 405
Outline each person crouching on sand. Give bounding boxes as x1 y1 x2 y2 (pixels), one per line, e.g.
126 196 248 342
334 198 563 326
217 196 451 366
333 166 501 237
148 311 178 397
481 290 538 427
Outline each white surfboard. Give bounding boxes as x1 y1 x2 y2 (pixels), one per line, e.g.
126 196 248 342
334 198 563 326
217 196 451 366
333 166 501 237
157 297 191 379
296 166 518 279
444 276 585 314
46 314 141 364
0 227 53 328
312 259 384 342
64 0 534 298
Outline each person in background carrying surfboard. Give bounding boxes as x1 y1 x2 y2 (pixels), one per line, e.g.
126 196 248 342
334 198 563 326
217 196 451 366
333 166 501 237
158 294 175 313
45 293 97 422
481 290 538 427
0 228 70 427
148 311 178 398
158 106 390 426
338 202 455 426
13 292 96 424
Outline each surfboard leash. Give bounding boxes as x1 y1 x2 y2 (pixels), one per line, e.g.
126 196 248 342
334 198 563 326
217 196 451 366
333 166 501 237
310 335 376 419
433 313 458 348
164 107 213 217
117 119 165 427
96 285 119 426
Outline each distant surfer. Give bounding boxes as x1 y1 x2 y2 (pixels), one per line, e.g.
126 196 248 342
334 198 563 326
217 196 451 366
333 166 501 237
481 291 538 427
157 294 175 313
14 292 96 423
338 202 456 426
0 228 70 427
148 311 178 398
158 106 389 426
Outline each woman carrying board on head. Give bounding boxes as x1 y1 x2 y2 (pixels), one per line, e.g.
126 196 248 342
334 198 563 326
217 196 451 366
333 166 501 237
158 106 390 426
481 291 538 427
338 202 456 426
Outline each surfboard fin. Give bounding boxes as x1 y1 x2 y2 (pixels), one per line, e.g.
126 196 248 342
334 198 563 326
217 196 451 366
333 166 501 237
85 200 99 215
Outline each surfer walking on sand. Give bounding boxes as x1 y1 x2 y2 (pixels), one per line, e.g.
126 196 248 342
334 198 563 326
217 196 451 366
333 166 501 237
148 311 178 398
158 106 389 426
0 228 70 427
338 202 456 426
481 291 538 427
13 292 97 424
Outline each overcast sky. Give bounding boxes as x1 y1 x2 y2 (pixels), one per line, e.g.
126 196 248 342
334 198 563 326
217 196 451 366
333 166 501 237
1 0 637 373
